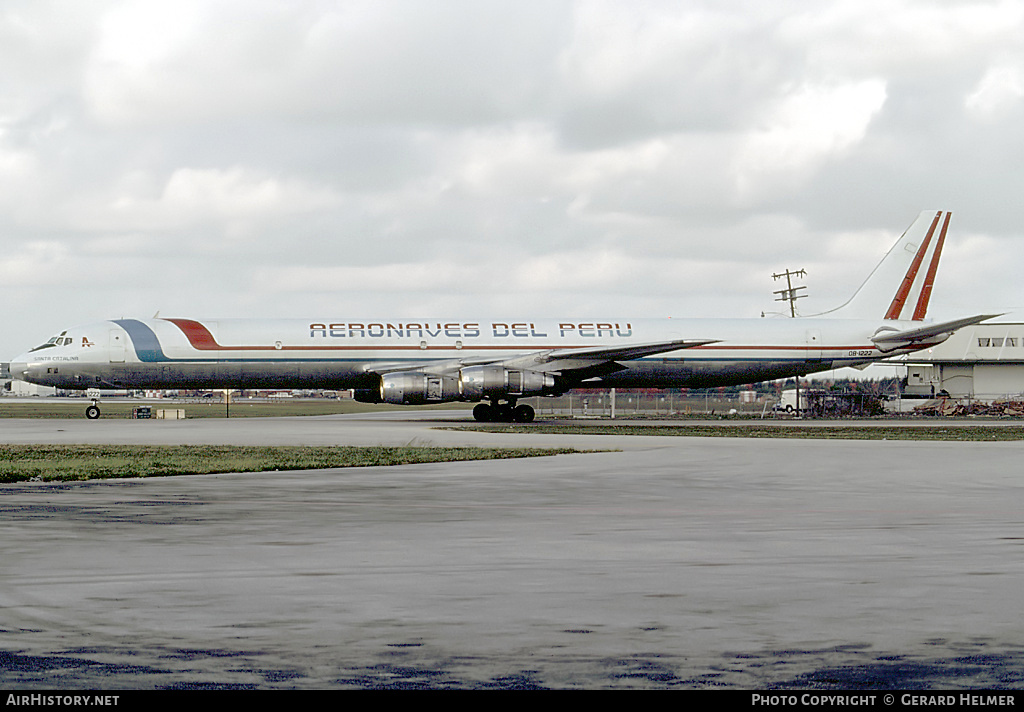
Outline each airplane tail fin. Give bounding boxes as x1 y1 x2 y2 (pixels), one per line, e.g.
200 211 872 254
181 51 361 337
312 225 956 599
825 210 952 321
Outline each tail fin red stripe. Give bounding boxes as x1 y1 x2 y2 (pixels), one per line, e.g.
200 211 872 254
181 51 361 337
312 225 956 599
884 211 942 320
911 211 951 321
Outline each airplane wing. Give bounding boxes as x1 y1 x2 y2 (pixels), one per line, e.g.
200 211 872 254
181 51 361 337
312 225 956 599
487 338 718 375
366 338 717 376
546 338 719 360
871 314 1000 350
528 338 717 364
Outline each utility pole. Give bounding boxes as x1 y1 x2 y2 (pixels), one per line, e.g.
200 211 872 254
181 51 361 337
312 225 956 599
773 268 807 317
795 374 800 419
772 268 808 416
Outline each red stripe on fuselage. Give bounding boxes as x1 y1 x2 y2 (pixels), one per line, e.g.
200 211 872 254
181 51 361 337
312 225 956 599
159 318 881 356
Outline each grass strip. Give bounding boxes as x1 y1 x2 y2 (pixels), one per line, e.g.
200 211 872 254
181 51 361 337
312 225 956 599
448 423 1024 441
0 444 582 483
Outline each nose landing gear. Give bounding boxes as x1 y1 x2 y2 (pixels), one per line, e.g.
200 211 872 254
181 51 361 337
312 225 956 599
85 400 101 419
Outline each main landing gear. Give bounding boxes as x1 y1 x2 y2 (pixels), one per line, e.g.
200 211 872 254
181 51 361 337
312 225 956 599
472 399 535 423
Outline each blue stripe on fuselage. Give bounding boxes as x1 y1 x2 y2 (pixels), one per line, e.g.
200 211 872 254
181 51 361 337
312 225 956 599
113 319 168 362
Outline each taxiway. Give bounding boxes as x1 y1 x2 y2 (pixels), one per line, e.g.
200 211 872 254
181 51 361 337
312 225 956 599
2 413 1024 688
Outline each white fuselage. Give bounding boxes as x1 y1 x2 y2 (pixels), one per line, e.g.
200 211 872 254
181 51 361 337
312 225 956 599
10 315 939 393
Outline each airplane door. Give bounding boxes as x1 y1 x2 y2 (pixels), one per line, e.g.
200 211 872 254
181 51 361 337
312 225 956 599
805 329 822 362
109 329 126 363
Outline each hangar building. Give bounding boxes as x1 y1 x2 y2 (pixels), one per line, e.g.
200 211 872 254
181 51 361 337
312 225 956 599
901 322 1024 401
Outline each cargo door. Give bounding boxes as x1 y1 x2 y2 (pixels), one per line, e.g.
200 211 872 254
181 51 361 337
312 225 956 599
109 329 126 363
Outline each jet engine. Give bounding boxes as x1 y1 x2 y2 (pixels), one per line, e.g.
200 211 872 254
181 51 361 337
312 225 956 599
458 365 555 401
379 371 459 405
362 366 555 406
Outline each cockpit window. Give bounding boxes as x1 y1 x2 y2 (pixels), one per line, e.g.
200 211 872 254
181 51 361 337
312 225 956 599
28 332 72 352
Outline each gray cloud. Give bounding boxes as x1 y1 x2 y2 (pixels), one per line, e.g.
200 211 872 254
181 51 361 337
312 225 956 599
3 0 1023 357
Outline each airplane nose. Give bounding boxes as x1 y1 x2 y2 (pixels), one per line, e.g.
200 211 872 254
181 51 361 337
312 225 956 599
8 358 33 383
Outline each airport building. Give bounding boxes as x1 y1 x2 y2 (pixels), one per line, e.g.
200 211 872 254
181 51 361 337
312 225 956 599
901 322 1024 401
4 378 57 396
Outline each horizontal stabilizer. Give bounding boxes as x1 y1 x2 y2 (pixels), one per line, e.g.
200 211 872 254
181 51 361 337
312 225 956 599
871 315 1000 349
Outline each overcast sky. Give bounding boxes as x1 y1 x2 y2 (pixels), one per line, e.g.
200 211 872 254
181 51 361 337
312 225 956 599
3 0 1023 359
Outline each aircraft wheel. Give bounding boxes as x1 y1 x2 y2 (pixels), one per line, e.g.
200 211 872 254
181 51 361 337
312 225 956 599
85 405 101 420
473 404 494 422
513 404 535 423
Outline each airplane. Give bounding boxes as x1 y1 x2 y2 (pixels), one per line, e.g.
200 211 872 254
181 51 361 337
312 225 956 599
8 210 997 421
